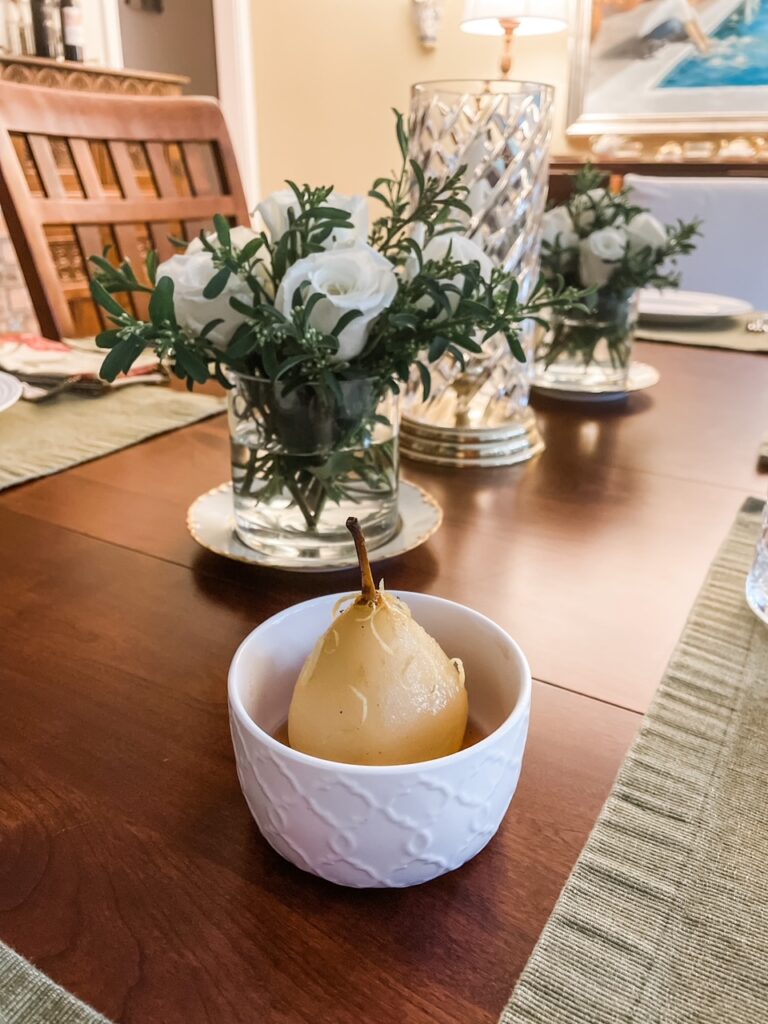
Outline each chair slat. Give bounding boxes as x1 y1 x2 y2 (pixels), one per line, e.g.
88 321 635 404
74 224 104 272
183 142 221 197
74 223 108 329
27 135 66 199
108 140 142 198
113 223 150 319
149 223 179 262
69 139 105 199
145 143 182 258
145 142 178 197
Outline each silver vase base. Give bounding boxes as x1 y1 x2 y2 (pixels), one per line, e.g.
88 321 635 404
400 407 544 468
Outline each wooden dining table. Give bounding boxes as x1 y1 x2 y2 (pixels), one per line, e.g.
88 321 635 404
1 338 765 1024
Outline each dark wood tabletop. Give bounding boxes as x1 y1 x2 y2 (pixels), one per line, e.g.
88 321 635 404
1 339 765 1024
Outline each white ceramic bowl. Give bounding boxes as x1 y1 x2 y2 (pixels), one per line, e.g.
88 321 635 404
228 591 531 888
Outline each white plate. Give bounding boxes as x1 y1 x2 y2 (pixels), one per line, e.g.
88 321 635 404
532 361 660 403
187 479 443 572
638 288 753 324
0 371 22 413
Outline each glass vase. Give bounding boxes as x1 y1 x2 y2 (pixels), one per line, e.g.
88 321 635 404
534 289 639 391
227 373 399 561
403 79 553 466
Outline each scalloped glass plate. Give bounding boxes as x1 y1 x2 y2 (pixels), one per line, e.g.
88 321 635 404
187 479 443 572
532 362 660 403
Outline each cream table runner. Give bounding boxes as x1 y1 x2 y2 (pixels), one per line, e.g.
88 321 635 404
0 385 225 491
500 497 768 1024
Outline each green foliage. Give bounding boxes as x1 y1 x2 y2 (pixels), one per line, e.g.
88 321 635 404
610 219 700 292
90 111 583 399
368 111 472 265
267 183 358 284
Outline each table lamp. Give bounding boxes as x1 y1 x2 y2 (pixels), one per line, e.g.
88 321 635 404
460 0 568 77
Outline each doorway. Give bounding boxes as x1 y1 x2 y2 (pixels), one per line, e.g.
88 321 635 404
118 0 218 97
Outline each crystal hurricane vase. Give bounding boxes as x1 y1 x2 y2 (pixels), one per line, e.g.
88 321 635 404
534 289 639 391
227 373 399 561
402 79 554 467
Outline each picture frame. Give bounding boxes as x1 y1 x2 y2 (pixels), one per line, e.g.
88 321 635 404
566 0 768 136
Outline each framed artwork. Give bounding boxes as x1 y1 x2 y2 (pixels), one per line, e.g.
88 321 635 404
567 0 768 135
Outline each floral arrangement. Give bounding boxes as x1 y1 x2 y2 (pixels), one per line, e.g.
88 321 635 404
89 114 579 539
536 166 700 374
540 165 699 295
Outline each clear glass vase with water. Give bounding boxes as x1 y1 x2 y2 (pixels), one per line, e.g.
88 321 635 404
534 288 638 391
227 373 399 562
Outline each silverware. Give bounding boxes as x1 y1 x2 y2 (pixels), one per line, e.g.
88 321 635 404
14 369 168 387
14 369 169 402
19 373 99 403
15 370 105 391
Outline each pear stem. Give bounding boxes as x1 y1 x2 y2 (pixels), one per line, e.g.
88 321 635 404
346 517 377 604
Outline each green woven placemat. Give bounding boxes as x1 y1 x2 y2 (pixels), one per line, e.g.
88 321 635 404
0 385 225 491
0 943 112 1023
636 314 768 352
501 496 768 1024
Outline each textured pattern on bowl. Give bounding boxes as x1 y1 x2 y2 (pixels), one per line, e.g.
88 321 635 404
228 591 531 888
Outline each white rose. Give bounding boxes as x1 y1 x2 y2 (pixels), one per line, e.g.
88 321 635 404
185 224 260 256
541 206 578 250
411 232 493 317
578 226 628 289
275 244 398 362
421 232 494 280
625 212 668 255
571 188 612 232
256 188 368 248
157 226 266 348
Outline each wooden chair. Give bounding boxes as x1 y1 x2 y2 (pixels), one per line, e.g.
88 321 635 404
0 80 250 339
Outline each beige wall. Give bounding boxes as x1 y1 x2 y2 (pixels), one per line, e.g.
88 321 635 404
251 0 571 199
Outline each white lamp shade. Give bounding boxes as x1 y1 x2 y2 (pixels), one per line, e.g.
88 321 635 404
461 0 568 35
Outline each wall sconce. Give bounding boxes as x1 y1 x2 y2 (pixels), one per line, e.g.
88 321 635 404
461 0 567 76
412 0 444 49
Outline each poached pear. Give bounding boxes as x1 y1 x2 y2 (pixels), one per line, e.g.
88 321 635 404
287 518 468 766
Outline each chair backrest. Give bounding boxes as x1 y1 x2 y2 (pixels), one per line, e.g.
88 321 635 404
0 81 250 339
624 173 768 308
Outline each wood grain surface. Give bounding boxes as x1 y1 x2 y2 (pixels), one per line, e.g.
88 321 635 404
1 338 765 1022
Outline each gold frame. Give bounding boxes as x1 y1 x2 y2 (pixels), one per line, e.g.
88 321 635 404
566 0 768 137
